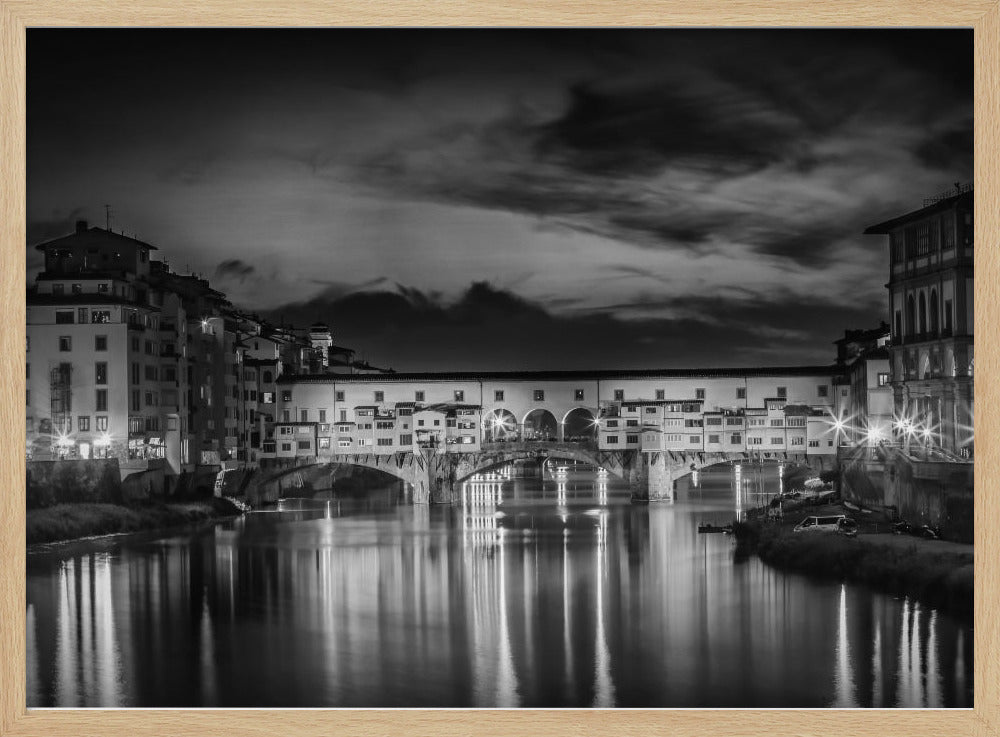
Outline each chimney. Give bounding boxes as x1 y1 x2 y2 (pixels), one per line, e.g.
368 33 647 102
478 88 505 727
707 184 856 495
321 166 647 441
75 219 88 233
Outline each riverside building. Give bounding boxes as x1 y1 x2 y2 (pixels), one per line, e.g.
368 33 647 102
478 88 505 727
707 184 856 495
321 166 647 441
864 184 974 456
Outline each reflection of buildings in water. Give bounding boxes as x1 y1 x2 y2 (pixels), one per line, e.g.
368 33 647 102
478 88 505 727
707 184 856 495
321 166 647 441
832 584 857 707
461 491 520 707
53 555 124 706
26 603 40 707
592 512 616 707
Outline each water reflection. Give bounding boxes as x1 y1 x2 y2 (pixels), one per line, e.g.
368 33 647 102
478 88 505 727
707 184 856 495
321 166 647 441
26 465 973 708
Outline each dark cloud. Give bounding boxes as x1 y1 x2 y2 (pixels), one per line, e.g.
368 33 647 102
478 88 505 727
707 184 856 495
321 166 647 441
913 126 974 171
536 82 796 178
214 259 256 281
265 281 882 372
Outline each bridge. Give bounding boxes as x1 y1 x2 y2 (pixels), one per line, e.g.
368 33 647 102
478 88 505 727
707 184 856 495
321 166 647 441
246 441 828 505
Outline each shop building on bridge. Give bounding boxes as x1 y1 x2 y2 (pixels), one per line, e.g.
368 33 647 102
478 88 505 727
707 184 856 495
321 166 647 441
270 367 844 463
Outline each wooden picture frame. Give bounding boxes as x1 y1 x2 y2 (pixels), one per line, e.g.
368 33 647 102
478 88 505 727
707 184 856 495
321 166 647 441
1 2 997 735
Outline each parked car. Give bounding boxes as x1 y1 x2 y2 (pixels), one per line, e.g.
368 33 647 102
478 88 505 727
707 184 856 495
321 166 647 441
837 518 859 537
892 521 941 539
793 514 847 533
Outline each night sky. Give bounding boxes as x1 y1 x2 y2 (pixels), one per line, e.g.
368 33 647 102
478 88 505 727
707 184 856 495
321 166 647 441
27 29 973 371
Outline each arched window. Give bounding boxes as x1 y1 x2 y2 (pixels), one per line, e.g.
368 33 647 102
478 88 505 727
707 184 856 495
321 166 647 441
906 295 916 337
929 290 939 336
918 292 927 336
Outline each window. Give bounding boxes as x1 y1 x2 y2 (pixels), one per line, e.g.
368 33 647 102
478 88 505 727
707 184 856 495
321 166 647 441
131 336 139 351
377 438 393 446
614 389 624 401
454 390 464 402
944 299 953 334
433 419 440 426
145 391 156 406
77 307 88 324
144 365 157 381
534 390 545 401
771 437 783 444
737 387 746 399
297 441 311 451
706 417 722 426
52 283 65 295
770 419 783 427
790 437 804 446
78 416 90 431
96 416 108 431
730 433 742 444
318 437 331 450
131 363 140 384
333 390 345 402
301 410 308 422
58 336 71 352
817 385 828 397
144 340 153 355
606 435 619 444
726 417 742 426
374 391 384 402
748 437 762 445
777 386 787 398
281 443 292 452
491 389 505 402
878 373 889 387
278 426 294 436
281 390 292 402
626 419 639 427
606 420 619 428
358 438 371 446
708 434 720 444
318 409 326 423
626 434 639 444
97 283 109 293
415 390 425 402
573 389 585 401
56 310 74 324
93 362 107 385
130 390 140 412
695 388 705 399
786 417 806 428
417 419 425 427
809 440 819 448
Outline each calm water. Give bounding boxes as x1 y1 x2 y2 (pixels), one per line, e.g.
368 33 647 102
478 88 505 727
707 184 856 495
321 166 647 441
26 463 973 708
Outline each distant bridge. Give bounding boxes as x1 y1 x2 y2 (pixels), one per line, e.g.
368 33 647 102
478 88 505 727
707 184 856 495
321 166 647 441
248 441 828 505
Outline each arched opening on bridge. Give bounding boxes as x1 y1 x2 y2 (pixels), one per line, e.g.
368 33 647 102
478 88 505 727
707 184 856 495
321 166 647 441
562 407 597 443
522 409 558 442
483 408 519 443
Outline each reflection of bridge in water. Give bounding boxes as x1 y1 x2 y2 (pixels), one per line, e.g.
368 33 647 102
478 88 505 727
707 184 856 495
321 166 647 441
249 440 825 505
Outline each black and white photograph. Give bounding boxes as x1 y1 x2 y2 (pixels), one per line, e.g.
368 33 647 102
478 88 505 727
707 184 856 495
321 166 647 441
23 28 974 709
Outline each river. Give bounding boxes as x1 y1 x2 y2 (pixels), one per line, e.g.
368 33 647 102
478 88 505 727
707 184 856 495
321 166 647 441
26 462 973 707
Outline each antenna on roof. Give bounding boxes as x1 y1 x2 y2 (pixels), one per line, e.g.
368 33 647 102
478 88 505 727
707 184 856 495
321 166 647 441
104 204 113 231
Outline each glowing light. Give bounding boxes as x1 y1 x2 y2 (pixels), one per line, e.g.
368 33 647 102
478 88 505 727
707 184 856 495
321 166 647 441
94 433 112 447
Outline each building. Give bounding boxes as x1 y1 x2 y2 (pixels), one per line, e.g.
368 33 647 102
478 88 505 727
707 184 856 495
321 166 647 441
273 368 842 461
27 220 377 475
26 221 185 470
832 323 893 447
864 184 974 456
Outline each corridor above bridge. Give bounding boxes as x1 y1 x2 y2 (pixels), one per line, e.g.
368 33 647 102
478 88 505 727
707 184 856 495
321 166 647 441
267 365 845 464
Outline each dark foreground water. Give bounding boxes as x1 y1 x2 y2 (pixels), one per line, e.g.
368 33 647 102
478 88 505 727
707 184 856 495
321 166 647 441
26 464 973 707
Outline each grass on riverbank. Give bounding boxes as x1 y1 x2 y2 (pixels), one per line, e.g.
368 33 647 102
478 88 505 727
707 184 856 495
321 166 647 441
27 498 242 546
735 521 973 619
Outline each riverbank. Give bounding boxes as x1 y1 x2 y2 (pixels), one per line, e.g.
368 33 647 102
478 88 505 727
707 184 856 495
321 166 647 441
26 497 243 546
734 518 973 619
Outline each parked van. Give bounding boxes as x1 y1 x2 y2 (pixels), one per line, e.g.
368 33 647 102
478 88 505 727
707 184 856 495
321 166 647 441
793 514 846 533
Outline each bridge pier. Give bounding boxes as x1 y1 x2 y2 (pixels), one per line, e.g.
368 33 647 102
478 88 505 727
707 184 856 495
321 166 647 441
628 452 675 503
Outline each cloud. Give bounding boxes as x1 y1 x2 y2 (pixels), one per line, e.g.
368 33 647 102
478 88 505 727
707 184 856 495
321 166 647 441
264 280 882 372
214 258 256 281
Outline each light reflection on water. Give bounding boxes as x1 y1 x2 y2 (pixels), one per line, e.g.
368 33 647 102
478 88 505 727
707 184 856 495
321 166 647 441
26 463 973 708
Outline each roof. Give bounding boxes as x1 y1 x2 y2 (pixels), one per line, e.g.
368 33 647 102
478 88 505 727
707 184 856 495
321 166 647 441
34 226 159 252
864 190 973 234
277 365 841 384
